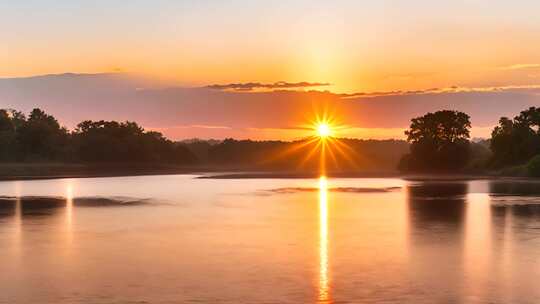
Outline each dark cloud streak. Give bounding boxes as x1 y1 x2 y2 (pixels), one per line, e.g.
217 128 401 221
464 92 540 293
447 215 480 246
206 81 330 91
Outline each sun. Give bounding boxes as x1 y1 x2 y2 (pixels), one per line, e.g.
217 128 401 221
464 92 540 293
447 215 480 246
317 123 332 138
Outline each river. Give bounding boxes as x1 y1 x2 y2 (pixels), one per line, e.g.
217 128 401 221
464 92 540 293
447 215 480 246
0 175 539 303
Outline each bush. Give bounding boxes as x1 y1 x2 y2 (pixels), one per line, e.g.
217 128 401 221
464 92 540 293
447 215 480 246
527 155 540 177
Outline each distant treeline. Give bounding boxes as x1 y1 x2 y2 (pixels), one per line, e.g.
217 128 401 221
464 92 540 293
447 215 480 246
399 107 540 176
0 108 196 164
201 138 409 172
0 108 410 171
5 107 540 176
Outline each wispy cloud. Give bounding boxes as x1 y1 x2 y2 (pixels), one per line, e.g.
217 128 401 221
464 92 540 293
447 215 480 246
205 81 330 91
340 84 540 98
496 63 540 70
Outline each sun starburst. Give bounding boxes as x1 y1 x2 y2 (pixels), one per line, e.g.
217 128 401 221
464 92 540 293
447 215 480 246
316 123 332 138
257 111 360 174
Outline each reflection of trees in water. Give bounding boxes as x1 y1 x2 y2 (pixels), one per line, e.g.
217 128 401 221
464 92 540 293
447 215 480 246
0 197 66 218
18 197 66 216
492 203 540 219
489 181 540 219
407 182 468 226
0 196 149 219
405 182 469 303
489 180 540 197
491 180 540 222
0 199 17 218
489 180 540 250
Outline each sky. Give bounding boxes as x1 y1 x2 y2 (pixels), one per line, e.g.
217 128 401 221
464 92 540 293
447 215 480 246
2 1 540 139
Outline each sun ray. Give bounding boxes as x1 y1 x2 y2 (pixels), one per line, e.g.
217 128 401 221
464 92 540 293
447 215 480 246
259 136 319 166
333 138 372 169
324 140 340 172
328 139 361 170
320 139 327 175
297 140 322 170
258 111 360 174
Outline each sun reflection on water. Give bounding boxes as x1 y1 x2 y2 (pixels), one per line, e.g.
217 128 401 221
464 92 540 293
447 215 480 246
13 182 22 258
66 181 74 226
318 176 330 303
65 180 75 247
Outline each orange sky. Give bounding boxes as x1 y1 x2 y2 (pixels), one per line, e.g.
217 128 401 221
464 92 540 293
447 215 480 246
2 1 540 140
2 74 539 141
3 1 540 94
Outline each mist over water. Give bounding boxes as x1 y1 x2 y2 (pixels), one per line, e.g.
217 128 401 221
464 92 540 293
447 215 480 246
0 175 539 303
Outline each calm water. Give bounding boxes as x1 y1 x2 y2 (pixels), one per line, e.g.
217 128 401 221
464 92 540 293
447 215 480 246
1 175 540 303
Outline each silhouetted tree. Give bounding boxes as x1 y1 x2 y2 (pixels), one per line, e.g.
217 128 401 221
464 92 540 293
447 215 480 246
72 120 196 163
399 110 471 172
491 107 540 167
17 108 69 161
0 109 24 160
0 107 411 170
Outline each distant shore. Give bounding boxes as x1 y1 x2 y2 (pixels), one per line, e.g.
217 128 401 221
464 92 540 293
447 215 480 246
0 163 401 181
0 162 523 182
0 163 204 181
198 172 507 181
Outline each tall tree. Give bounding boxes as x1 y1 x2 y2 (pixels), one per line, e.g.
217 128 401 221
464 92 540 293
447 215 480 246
399 110 471 172
491 107 540 166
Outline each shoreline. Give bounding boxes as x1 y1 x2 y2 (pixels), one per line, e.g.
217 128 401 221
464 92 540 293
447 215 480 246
0 163 206 182
198 172 510 181
0 163 531 182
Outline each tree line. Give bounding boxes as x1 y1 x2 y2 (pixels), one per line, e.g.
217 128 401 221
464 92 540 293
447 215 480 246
399 107 540 176
4 107 540 176
207 138 408 172
0 108 410 171
0 108 196 164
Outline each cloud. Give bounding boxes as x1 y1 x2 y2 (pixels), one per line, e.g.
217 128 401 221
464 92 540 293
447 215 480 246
205 81 330 91
339 84 540 98
497 63 540 71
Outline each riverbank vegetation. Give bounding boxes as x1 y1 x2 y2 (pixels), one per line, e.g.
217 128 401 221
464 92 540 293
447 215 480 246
0 108 197 164
399 107 540 177
0 108 409 178
3 106 540 178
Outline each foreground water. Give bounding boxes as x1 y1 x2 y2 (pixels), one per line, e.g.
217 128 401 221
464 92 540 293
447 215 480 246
1 175 540 303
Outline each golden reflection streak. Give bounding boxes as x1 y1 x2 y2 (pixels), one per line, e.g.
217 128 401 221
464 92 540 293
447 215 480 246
464 193 492 299
65 180 74 246
318 176 330 303
13 182 22 258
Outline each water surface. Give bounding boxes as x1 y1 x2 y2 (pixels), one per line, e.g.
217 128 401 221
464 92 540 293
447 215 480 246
0 175 539 303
